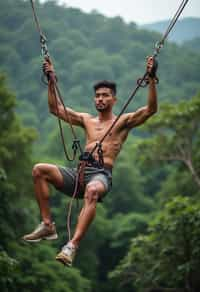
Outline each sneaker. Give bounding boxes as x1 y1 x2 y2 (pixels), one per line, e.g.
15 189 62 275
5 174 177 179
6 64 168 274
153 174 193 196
22 222 58 242
56 242 76 266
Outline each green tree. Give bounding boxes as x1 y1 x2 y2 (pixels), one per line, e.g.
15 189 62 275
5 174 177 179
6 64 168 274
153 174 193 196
110 196 200 292
0 74 36 243
0 75 91 292
136 93 200 193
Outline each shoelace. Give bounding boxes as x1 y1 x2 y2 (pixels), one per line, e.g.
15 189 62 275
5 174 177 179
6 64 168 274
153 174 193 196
62 243 75 255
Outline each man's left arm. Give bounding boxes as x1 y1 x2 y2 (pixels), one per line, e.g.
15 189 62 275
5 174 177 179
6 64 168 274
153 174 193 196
123 57 158 129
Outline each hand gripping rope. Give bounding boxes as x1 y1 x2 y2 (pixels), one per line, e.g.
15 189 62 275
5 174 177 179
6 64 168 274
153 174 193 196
30 0 189 166
67 0 189 241
30 0 82 162
89 0 189 159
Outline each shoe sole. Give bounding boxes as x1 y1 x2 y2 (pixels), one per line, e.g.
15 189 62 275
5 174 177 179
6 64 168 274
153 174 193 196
23 233 58 243
56 253 72 267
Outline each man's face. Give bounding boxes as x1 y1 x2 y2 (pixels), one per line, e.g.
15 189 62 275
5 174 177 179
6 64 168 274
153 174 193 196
94 87 116 112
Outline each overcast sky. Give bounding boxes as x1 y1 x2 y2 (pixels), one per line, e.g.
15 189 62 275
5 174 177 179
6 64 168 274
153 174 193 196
51 0 199 24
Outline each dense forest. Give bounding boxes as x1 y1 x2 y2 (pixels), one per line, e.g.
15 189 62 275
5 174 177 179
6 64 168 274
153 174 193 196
0 1 200 291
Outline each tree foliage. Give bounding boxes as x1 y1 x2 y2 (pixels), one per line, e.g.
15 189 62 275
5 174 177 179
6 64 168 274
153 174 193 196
0 1 200 291
110 91 200 292
110 196 200 292
0 75 90 291
135 92 200 198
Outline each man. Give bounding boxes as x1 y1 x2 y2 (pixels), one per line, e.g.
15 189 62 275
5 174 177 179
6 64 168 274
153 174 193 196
23 56 158 266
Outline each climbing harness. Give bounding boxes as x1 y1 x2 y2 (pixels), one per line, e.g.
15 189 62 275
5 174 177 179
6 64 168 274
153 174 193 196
29 0 189 241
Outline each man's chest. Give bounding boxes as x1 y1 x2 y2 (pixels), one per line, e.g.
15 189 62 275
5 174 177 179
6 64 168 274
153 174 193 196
85 120 128 144
85 120 115 140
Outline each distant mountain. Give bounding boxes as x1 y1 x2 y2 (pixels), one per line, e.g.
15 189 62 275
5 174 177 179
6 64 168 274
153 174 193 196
142 17 200 44
183 37 200 52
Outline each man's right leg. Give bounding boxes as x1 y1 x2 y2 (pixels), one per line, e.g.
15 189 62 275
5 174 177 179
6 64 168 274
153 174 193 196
32 163 64 225
23 163 64 242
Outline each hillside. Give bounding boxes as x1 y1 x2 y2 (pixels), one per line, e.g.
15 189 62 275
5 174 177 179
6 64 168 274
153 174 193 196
0 0 200 149
143 17 200 44
183 37 200 52
1 2 200 292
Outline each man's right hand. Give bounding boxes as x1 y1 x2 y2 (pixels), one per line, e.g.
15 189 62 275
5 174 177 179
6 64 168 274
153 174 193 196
42 57 55 81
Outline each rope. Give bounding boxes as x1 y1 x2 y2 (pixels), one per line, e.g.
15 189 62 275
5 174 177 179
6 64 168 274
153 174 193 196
30 0 190 240
30 0 82 161
30 0 42 35
29 0 84 239
30 0 49 58
90 0 190 156
153 0 189 56
51 80 82 161
91 72 149 156
66 166 82 241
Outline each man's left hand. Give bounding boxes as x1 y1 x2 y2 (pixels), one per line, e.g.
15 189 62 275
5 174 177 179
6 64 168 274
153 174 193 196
146 56 158 78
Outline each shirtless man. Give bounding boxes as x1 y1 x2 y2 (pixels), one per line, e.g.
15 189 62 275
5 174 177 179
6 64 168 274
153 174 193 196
23 56 158 266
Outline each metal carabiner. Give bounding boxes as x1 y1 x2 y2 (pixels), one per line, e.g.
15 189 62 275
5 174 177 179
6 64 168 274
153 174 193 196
153 41 164 57
40 34 49 58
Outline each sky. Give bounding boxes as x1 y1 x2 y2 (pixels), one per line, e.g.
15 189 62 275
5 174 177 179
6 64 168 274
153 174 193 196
53 0 200 24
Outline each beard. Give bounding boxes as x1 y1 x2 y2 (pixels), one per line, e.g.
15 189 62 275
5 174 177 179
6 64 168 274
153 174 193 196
95 103 108 112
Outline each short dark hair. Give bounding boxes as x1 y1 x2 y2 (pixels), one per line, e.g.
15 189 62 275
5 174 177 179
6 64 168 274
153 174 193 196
93 80 117 96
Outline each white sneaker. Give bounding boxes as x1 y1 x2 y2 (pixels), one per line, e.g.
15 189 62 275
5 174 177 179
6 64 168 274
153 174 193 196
56 242 76 266
22 222 58 242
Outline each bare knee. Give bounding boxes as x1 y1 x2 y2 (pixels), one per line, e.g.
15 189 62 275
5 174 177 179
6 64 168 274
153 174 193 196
32 163 47 181
84 183 99 205
32 163 63 188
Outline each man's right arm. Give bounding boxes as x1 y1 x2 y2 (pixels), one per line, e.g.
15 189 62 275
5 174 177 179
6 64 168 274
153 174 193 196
45 59 87 127
48 80 87 127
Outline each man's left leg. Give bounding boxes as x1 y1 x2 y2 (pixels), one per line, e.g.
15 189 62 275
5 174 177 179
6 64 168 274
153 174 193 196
56 180 105 266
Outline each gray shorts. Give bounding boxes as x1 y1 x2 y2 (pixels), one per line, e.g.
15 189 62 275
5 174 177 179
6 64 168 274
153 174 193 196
56 165 112 202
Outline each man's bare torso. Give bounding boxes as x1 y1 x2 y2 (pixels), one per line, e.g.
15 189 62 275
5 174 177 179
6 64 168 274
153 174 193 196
83 114 129 167
46 57 157 168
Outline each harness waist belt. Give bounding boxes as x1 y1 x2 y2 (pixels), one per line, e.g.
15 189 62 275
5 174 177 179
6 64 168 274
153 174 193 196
84 161 112 171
